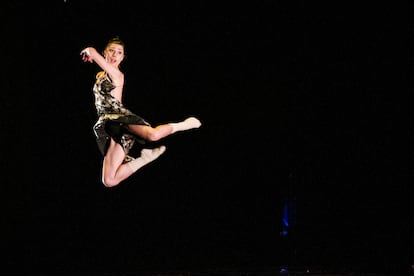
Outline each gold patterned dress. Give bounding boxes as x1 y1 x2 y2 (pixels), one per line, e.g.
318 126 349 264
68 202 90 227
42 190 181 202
92 72 150 161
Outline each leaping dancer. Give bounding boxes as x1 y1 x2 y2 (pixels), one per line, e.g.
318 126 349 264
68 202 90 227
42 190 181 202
80 36 201 187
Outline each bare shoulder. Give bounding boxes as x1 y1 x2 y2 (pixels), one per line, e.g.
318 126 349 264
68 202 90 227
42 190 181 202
110 71 124 87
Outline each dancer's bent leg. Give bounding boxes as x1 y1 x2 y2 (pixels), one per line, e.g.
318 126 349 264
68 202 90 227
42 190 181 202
127 146 166 172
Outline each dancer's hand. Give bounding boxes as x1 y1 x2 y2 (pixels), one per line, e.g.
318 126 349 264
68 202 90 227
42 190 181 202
80 47 93 63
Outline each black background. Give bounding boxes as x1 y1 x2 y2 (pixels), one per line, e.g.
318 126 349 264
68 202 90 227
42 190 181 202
6 1 414 274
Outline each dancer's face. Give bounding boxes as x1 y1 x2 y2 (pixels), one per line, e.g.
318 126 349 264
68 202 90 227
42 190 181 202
104 43 124 67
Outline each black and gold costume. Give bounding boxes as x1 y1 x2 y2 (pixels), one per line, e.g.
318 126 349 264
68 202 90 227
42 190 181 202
92 72 149 161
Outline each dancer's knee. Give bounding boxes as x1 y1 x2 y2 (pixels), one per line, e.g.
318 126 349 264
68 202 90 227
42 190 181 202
102 175 120 188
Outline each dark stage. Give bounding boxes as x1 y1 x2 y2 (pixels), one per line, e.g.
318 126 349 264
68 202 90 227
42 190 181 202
6 1 414 275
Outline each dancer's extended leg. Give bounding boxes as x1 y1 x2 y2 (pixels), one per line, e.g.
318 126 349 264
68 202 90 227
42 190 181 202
170 117 201 133
127 117 201 142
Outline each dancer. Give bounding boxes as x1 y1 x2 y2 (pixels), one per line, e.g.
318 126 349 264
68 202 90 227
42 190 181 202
80 36 201 187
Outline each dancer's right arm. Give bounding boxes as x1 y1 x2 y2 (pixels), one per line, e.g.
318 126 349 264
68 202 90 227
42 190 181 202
80 47 121 78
